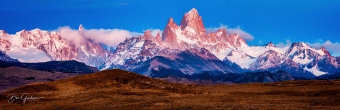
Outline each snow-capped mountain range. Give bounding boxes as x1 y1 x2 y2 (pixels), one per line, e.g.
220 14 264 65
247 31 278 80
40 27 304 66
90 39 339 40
0 8 339 78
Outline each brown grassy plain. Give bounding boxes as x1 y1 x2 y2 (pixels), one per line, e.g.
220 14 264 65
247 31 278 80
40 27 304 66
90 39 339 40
1 69 340 109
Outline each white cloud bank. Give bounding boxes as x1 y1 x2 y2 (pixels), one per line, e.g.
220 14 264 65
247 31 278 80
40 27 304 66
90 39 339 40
149 29 163 37
206 24 254 41
5 37 50 63
57 26 165 48
307 40 340 56
84 29 141 47
7 47 50 63
57 26 143 47
58 27 86 47
276 39 292 48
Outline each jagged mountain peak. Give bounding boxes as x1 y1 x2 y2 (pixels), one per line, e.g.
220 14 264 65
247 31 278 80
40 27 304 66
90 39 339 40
79 24 84 33
180 8 205 34
265 49 279 54
0 30 12 51
321 46 331 56
166 17 177 27
188 8 198 15
0 30 8 38
154 33 163 45
249 50 285 70
161 8 247 51
162 17 179 47
183 8 199 21
263 41 275 47
290 42 310 48
217 28 227 33
287 42 326 57
0 30 6 34
156 33 161 38
143 29 153 40
17 28 44 35
18 29 27 34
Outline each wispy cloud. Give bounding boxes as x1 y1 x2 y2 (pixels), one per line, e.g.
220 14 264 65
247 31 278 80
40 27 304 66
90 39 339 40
206 24 254 41
276 39 292 48
6 47 50 63
57 26 86 48
57 26 143 48
143 29 163 37
84 29 140 47
307 40 340 56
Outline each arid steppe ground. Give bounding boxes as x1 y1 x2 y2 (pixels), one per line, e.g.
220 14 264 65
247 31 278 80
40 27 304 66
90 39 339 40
1 69 340 109
0 67 78 93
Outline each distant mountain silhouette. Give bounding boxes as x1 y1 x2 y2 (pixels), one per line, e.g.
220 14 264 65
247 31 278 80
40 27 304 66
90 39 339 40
0 60 98 73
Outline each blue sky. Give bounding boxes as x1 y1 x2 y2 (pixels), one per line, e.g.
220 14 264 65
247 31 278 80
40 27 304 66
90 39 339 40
1 0 340 55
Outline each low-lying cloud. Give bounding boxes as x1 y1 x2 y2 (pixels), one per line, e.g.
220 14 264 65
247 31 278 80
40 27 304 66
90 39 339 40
206 24 254 41
84 29 141 47
149 29 163 37
276 39 292 48
58 26 86 47
57 26 143 47
6 46 50 63
307 40 340 56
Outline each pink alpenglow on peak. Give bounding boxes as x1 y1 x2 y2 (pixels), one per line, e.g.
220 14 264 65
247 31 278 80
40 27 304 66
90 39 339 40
161 8 247 52
162 17 180 48
143 29 153 41
321 46 331 56
154 33 163 45
0 30 12 51
0 28 109 67
79 24 84 33
180 8 206 34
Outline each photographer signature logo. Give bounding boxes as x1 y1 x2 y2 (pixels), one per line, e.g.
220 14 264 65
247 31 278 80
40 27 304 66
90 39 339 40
6 93 45 103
